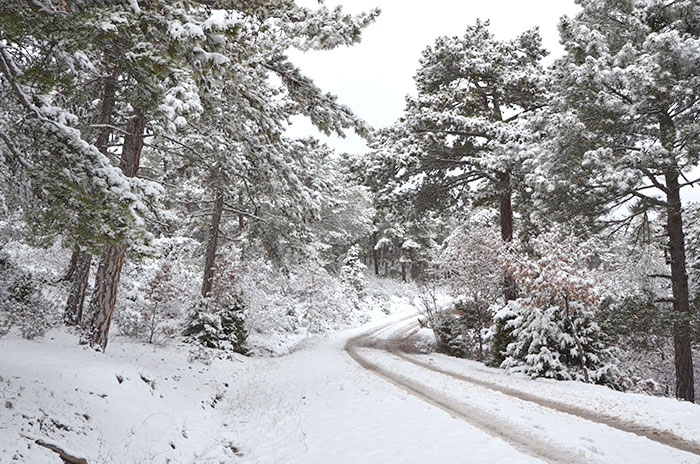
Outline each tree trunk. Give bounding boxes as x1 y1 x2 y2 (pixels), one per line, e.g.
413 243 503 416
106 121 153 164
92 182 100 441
62 248 80 282
372 231 379 276
87 108 146 351
401 262 407 283
94 71 117 156
64 72 117 327
664 170 695 402
659 111 695 402
86 245 125 351
117 107 146 178
201 191 225 298
498 170 517 301
64 253 92 326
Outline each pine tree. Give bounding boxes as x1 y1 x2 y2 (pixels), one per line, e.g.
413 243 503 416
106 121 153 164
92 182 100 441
149 3 379 300
184 295 248 355
341 244 367 302
367 20 547 300
3 0 379 350
539 0 700 401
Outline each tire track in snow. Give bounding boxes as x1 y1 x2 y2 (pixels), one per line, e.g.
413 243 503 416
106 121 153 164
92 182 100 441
345 321 588 464
347 316 700 462
388 322 700 458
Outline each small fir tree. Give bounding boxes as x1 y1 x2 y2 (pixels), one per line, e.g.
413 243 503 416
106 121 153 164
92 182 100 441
183 295 248 355
496 227 618 385
341 244 367 301
184 257 248 356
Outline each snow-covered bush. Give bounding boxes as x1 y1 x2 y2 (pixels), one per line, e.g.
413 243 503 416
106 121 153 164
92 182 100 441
430 310 472 358
0 251 55 339
437 218 502 306
364 273 418 314
240 258 364 355
495 228 619 386
421 298 493 361
3 273 49 339
206 243 383 356
183 248 249 356
420 217 500 361
183 295 248 355
141 263 182 344
114 237 199 343
495 299 615 384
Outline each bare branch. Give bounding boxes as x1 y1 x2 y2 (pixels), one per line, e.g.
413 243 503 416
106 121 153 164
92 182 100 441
630 190 667 207
640 168 670 194
648 274 672 280
502 104 547 123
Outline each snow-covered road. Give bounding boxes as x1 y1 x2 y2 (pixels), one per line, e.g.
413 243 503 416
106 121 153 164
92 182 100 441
346 315 700 464
228 313 547 464
233 311 700 463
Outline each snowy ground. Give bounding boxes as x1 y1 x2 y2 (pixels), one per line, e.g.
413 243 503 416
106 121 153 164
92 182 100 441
2 301 700 464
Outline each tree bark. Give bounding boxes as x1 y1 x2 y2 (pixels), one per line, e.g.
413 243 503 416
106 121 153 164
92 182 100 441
117 107 146 178
86 245 125 351
664 170 695 402
498 170 517 301
62 248 80 282
201 191 225 298
401 262 407 283
64 253 92 326
93 71 117 156
372 231 379 276
658 111 695 402
87 108 146 351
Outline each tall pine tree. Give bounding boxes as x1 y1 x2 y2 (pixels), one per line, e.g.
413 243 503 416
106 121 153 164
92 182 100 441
539 0 700 401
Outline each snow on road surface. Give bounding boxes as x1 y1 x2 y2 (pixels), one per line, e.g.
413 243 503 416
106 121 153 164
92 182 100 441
351 321 699 464
1 304 699 463
229 313 544 464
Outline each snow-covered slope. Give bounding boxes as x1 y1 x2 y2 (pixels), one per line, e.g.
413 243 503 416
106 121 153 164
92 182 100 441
0 331 244 463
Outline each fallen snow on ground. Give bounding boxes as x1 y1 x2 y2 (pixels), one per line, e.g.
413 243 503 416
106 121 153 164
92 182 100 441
1 299 699 463
0 330 244 463
0 301 539 464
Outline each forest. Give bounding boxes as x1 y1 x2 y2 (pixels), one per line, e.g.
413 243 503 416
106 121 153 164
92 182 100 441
1 1 700 462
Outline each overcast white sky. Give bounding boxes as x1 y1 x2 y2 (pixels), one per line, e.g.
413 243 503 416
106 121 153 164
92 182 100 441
286 0 581 154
